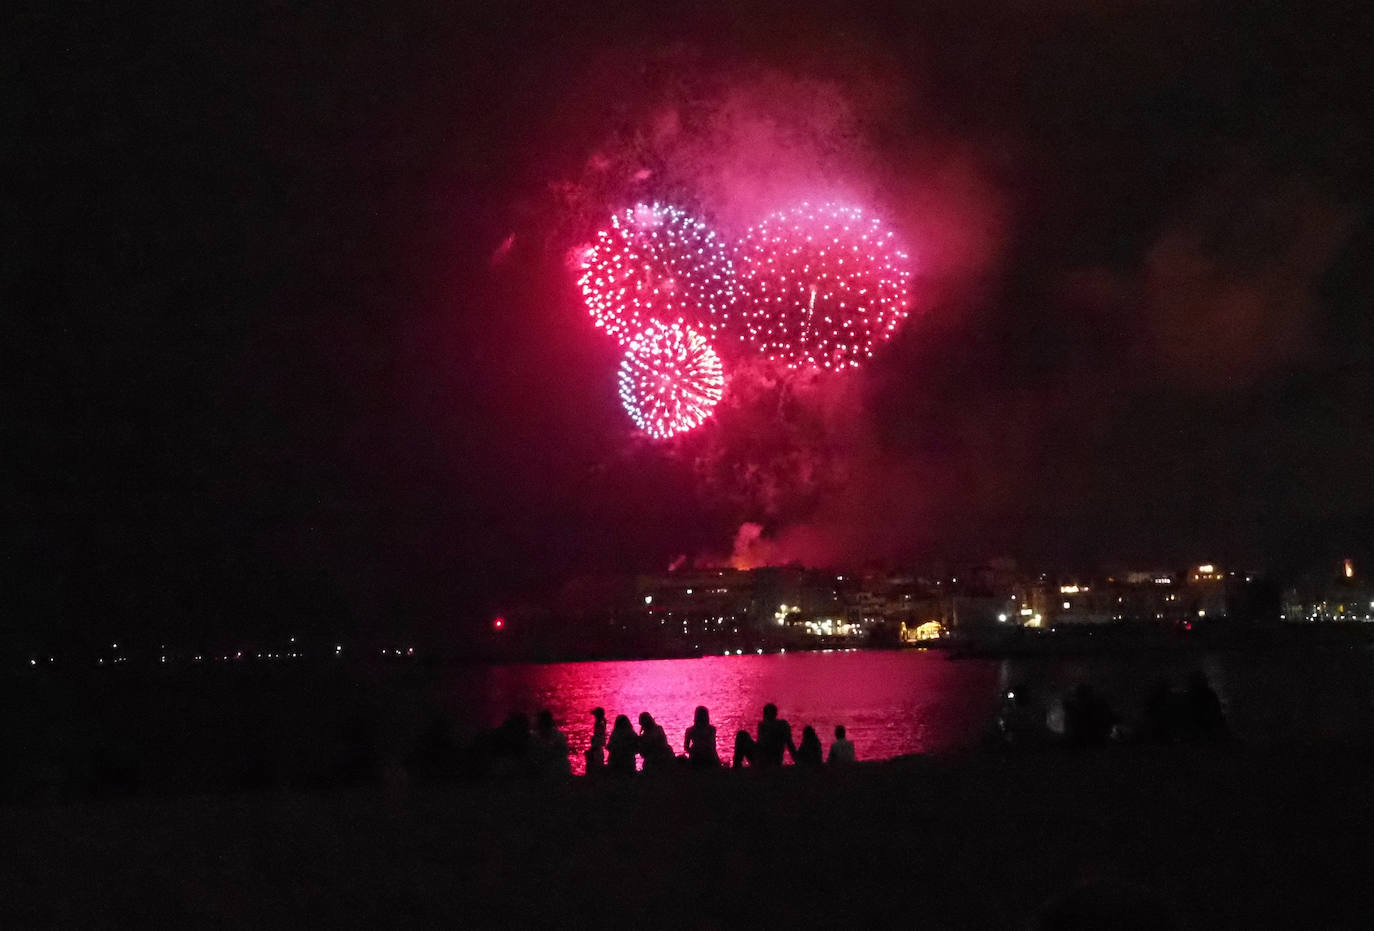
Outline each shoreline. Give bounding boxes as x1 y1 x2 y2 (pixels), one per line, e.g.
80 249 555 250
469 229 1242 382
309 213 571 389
4 742 1372 927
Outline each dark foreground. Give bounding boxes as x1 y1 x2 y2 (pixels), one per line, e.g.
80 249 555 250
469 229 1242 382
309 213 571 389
4 744 1373 929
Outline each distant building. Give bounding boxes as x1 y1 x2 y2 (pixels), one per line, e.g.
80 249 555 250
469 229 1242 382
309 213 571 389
899 620 945 643
1284 559 1374 623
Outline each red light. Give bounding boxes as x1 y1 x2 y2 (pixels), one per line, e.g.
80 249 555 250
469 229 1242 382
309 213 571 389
493 617 505 630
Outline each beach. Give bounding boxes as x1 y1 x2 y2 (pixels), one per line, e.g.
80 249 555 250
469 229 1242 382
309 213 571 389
5 742 1371 928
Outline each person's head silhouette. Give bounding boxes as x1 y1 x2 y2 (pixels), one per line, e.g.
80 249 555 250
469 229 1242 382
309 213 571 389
694 706 710 727
763 703 778 721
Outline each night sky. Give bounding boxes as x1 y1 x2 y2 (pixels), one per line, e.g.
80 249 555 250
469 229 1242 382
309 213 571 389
8 1 1373 649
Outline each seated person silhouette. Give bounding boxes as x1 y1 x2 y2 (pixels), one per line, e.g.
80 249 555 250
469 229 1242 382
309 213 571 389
637 711 674 771
827 724 856 764
585 707 607 771
731 703 796 768
795 725 823 768
684 705 720 768
528 708 571 777
606 714 639 774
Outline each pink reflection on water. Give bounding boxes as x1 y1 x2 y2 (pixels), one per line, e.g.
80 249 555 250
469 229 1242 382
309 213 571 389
463 652 1002 775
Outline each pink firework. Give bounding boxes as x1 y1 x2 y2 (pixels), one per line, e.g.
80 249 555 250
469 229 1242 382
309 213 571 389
735 203 912 369
579 203 740 345
618 320 725 439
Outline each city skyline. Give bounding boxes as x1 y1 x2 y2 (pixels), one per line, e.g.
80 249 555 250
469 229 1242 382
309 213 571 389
8 2 1373 649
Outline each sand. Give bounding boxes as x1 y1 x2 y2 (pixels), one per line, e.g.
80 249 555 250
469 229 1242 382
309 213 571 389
3 742 1372 928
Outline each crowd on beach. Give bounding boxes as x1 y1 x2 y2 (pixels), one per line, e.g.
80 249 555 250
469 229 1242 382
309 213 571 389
996 671 1228 748
474 672 1228 779
474 703 857 778
3 673 1230 800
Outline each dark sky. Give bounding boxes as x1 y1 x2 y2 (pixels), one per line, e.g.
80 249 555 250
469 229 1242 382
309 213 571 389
7 1 1373 648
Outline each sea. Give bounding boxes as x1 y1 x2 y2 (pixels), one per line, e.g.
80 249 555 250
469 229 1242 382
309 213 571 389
439 646 1374 774
9 645 1374 787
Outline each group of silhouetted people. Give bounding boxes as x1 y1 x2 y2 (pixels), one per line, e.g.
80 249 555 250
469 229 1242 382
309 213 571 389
475 672 1227 779
590 708 677 773
571 703 857 774
728 702 855 768
997 671 1228 748
473 708 573 777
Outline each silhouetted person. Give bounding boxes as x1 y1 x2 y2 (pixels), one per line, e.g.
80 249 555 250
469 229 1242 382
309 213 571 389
493 712 532 776
529 709 571 777
411 713 461 779
996 684 1045 748
732 729 752 768
684 706 720 768
607 714 638 774
1141 678 1181 743
732 703 796 767
827 724 856 764
795 725 823 768
1063 684 1114 747
585 707 607 772
1181 671 1227 741
638 712 673 771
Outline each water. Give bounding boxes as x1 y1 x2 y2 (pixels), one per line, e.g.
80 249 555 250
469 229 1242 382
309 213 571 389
448 651 1001 772
441 646 1374 773
11 646 1374 791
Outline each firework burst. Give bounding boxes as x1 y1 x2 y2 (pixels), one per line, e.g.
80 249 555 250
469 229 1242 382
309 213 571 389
578 203 740 345
735 203 911 369
618 320 725 439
